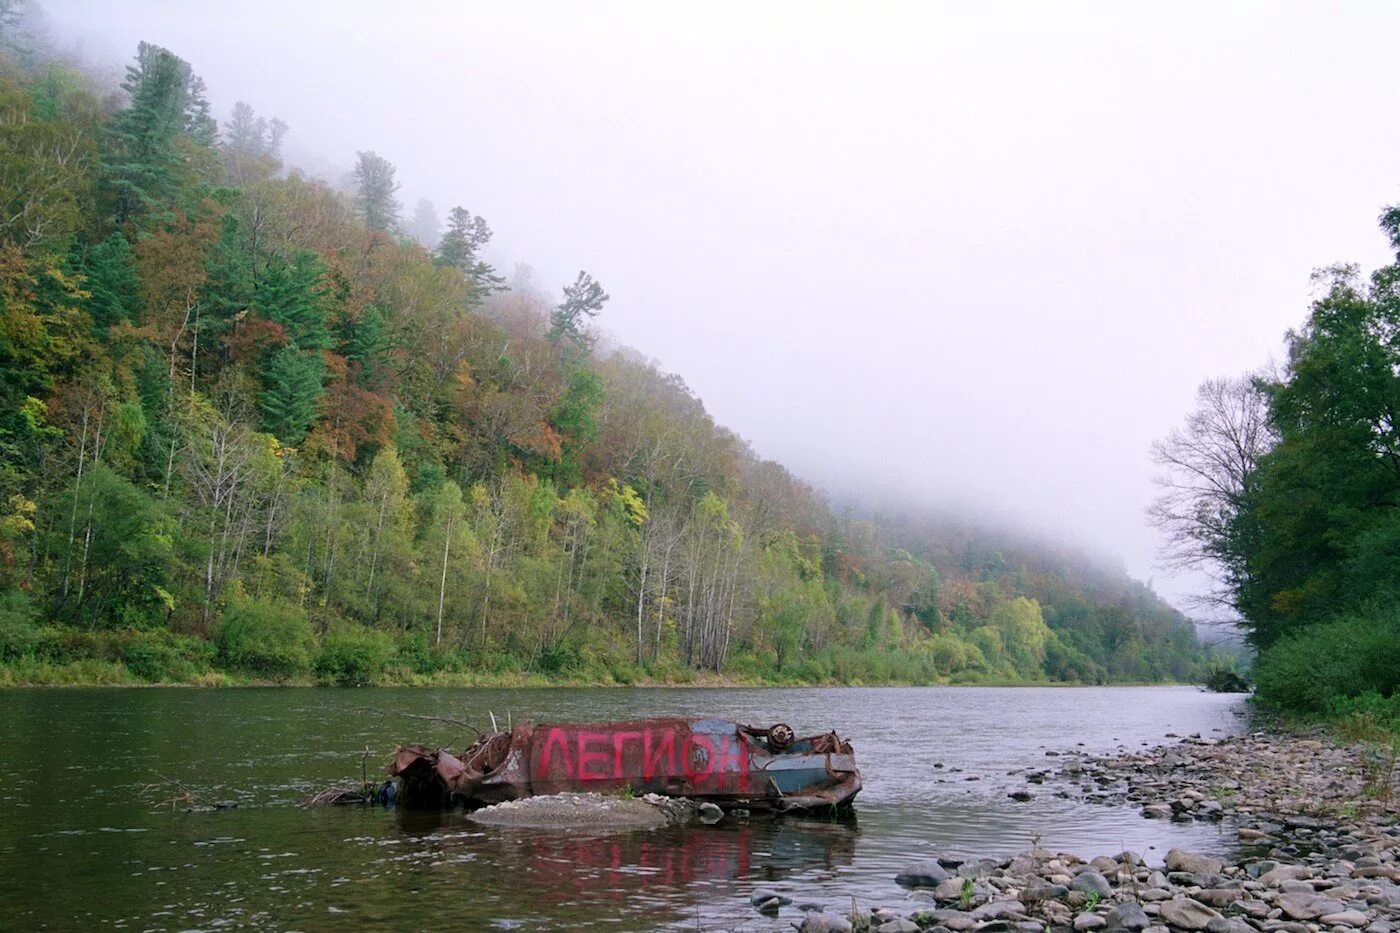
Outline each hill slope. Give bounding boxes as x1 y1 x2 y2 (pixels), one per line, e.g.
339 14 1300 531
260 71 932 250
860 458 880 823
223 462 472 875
0 37 1208 685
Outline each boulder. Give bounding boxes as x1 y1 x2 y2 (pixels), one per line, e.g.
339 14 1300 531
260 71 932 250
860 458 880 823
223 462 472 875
1259 866 1312 886
1022 880 1069 903
1107 903 1151 932
877 920 920 933
973 901 1027 921
1072 872 1113 898
1159 898 1222 931
1321 911 1369 928
800 914 854 933
1166 850 1224 876
896 861 951 887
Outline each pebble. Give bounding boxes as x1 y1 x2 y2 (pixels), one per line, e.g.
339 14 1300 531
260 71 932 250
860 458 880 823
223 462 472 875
799 731 1400 933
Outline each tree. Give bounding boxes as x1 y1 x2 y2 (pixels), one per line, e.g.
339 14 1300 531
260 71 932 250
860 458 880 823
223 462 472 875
222 101 286 185
991 596 1051 673
361 445 412 621
435 205 504 302
551 368 604 487
405 198 440 248
102 42 214 227
0 75 92 252
255 250 330 349
1148 376 1275 615
260 346 323 443
352 150 399 233
82 233 139 334
547 271 608 353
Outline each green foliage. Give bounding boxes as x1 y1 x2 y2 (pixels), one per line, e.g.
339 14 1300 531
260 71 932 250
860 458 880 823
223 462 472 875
102 41 213 226
260 346 324 443
256 251 330 350
0 589 41 661
547 270 608 353
314 626 394 686
1252 606 1400 713
215 597 313 680
82 233 140 332
1154 203 1400 719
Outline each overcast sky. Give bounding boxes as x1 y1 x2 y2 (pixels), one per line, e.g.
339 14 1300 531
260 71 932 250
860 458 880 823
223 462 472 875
41 1 1400 608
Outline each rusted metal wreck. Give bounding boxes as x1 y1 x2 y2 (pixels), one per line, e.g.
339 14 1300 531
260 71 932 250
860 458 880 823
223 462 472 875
390 718 861 813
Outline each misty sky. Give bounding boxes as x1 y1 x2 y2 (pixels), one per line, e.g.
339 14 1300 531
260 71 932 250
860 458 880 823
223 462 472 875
41 1 1400 608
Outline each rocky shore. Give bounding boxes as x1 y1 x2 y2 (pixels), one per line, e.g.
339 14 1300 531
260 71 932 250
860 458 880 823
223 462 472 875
773 731 1399 933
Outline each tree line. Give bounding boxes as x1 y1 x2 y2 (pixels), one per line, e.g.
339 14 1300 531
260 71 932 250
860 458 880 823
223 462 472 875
1152 204 1400 715
0 32 1210 686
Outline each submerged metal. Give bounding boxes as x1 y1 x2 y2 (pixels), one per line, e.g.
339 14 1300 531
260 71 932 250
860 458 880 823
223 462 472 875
389 718 861 813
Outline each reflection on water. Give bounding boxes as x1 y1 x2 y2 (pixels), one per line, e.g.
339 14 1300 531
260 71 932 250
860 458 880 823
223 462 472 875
0 686 1246 930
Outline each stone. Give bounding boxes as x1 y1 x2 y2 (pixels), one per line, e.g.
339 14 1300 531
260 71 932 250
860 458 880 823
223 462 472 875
1073 872 1114 898
1321 911 1369 928
1204 919 1253 933
1010 791 1035 802
896 861 951 887
1278 894 1329 920
1260 866 1313 887
1167 850 1225 876
1077 915 1108 931
1107 903 1151 932
1195 890 1246 909
800 914 854 933
877 920 920 933
934 879 966 902
1159 898 1223 931
973 900 1027 921
1022 880 1069 903
750 888 792 907
1144 803 1174 819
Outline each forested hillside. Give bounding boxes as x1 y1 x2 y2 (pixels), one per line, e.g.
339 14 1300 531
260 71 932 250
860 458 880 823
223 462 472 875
1153 205 1400 718
0 35 1209 685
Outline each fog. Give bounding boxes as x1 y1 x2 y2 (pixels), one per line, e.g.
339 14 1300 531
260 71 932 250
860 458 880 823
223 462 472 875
41 1 1400 608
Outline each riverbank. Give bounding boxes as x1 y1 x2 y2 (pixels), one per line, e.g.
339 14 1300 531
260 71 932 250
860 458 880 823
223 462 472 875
782 730 1399 933
0 656 1198 689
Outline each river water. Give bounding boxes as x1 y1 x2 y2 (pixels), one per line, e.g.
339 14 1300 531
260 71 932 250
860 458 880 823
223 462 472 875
0 686 1247 930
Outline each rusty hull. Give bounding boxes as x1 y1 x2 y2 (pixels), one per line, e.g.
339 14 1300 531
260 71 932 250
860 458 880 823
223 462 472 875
389 718 861 813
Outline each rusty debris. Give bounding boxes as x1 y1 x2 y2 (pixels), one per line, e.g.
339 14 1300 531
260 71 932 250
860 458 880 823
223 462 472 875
389 718 861 813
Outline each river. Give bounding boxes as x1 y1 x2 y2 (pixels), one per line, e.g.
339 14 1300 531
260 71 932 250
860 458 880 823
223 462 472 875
0 685 1247 930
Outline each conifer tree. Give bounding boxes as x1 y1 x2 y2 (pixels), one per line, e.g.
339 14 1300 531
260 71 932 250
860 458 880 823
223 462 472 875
352 150 400 233
82 233 140 334
260 346 323 443
102 42 213 227
255 251 330 349
547 271 608 353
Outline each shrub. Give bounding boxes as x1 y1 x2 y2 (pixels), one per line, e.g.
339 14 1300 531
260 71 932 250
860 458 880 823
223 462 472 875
216 597 313 680
116 629 216 682
314 626 394 686
1253 606 1400 713
1329 691 1400 741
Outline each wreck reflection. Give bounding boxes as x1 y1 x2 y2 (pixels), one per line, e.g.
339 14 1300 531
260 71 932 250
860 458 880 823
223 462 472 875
392 809 858 909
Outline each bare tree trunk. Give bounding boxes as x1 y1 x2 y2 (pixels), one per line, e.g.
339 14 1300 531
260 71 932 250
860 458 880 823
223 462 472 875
436 518 452 646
